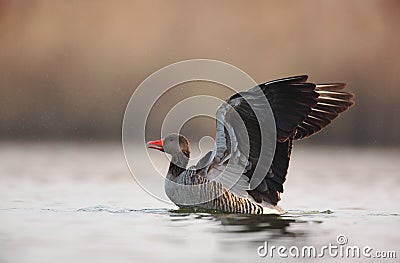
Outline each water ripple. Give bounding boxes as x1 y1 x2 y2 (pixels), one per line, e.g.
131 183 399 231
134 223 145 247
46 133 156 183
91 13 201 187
76 205 169 214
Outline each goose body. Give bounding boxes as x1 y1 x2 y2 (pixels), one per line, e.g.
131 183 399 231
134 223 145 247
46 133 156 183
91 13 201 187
147 75 354 214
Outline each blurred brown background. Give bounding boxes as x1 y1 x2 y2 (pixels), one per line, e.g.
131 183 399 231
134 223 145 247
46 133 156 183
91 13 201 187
1 0 399 146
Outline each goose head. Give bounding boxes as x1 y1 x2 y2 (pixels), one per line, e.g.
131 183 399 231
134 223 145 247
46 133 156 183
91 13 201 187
147 133 190 158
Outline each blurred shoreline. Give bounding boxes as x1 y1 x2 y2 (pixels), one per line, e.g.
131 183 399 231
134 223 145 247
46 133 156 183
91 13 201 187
1 1 399 145
1 139 399 149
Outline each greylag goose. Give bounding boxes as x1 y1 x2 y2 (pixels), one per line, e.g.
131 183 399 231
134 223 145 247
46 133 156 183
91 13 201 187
147 75 354 214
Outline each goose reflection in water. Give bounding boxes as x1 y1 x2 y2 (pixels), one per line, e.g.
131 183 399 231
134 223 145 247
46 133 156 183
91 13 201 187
168 208 321 240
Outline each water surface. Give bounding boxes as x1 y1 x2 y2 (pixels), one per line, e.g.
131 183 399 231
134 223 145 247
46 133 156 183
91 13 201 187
0 143 399 262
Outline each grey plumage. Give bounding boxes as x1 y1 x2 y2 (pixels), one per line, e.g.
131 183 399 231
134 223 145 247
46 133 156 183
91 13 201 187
148 75 354 214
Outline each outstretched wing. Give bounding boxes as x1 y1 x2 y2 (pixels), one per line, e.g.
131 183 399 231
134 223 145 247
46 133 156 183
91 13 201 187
197 75 354 205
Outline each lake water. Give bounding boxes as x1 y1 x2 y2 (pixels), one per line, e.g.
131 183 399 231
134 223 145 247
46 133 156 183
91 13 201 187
0 143 399 262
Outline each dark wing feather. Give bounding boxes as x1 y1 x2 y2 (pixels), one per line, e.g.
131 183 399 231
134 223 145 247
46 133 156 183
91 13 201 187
255 76 319 142
207 75 319 204
205 75 354 206
248 139 293 205
229 75 318 160
294 84 355 140
244 76 317 205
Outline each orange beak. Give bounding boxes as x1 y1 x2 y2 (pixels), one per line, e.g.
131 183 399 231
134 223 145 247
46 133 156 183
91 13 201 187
147 139 164 152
